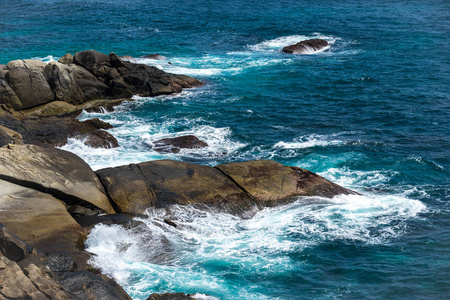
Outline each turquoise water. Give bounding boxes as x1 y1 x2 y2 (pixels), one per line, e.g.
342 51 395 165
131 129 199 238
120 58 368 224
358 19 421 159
1 0 449 299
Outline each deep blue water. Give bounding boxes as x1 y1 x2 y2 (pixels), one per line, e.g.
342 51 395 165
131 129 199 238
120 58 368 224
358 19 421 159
1 0 449 299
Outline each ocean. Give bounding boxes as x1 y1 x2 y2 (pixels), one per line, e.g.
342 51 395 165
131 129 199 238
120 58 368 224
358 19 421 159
1 0 449 299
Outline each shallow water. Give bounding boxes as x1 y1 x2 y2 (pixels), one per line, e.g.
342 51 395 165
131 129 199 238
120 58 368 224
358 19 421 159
1 0 449 298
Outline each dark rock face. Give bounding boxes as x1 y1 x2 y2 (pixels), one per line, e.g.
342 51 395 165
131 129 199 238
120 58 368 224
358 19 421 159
0 78 22 110
282 38 329 54
153 135 208 153
147 293 196 300
4 67 54 109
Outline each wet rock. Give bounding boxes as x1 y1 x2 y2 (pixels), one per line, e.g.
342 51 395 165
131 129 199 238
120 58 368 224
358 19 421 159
282 38 329 54
58 53 74 64
78 98 128 113
216 159 357 205
146 293 196 300
0 144 115 214
82 129 119 149
119 55 137 63
97 160 253 216
4 67 54 109
153 135 208 153
82 118 113 130
142 54 167 60
57 271 132 300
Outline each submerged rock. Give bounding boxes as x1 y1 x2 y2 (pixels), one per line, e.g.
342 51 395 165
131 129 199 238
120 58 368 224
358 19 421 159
152 135 208 153
282 38 329 54
146 293 196 300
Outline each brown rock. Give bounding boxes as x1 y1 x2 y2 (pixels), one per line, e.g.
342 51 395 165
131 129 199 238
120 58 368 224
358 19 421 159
58 53 74 64
0 77 22 110
0 144 115 214
141 54 167 60
282 39 329 54
153 135 208 153
21 101 80 118
146 293 196 300
0 180 85 252
97 160 253 216
216 159 357 205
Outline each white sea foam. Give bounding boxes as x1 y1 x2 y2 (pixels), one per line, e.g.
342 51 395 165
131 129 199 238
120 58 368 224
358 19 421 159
248 33 339 53
32 55 58 63
86 191 426 299
274 133 343 149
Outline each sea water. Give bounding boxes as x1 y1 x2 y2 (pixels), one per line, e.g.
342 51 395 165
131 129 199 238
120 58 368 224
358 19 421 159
1 0 449 299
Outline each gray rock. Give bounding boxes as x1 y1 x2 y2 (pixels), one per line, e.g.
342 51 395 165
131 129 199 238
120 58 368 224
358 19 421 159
44 61 86 104
5 67 54 109
153 135 208 153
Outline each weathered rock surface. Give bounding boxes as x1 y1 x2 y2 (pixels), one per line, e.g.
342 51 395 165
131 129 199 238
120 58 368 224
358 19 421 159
5 59 47 73
4 67 54 109
153 135 208 153
97 160 253 216
0 144 114 214
21 101 80 118
146 293 196 300
0 125 23 146
282 38 329 54
0 180 86 252
216 160 357 205
97 159 356 217
0 78 22 110
58 53 74 65
0 222 132 300
44 62 87 104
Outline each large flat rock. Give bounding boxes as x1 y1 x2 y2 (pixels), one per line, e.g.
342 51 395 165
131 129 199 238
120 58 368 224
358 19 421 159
0 180 85 252
97 160 254 216
0 144 115 214
216 159 356 204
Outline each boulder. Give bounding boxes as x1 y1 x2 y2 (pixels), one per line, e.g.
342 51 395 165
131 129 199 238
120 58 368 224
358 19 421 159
142 54 167 60
282 38 329 54
4 67 54 109
68 64 109 102
0 144 115 214
58 53 74 64
0 179 86 252
21 101 80 118
73 50 113 79
0 224 32 262
96 160 253 216
6 59 47 73
44 61 86 104
0 77 22 110
153 135 208 153
215 160 357 205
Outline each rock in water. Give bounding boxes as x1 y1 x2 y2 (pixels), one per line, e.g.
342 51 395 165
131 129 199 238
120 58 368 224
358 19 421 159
141 54 167 60
282 38 329 54
152 135 208 153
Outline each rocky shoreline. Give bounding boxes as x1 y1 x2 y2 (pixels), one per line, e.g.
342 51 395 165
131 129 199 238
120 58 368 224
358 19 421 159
0 50 357 299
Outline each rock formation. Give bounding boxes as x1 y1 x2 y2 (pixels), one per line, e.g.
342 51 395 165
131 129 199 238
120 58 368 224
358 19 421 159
282 38 329 54
152 135 208 153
